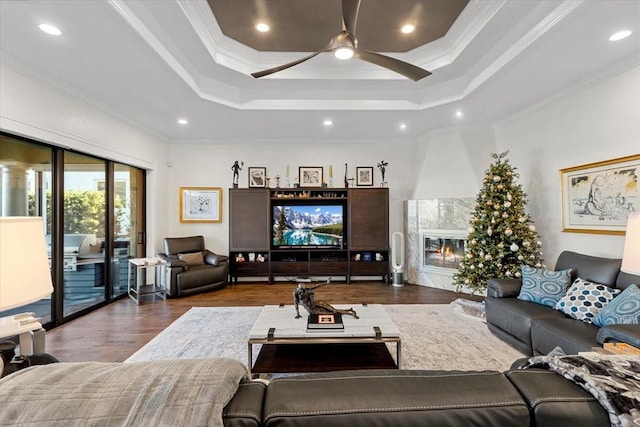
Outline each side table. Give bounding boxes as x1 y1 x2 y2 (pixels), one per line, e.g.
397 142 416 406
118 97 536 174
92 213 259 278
127 257 167 305
0 313 45 355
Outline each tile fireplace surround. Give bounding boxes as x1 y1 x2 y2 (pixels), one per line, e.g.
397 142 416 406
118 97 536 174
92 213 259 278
403 198 476 294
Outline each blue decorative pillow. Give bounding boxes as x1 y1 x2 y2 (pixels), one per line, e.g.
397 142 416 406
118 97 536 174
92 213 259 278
554 278 620 323
593 284 640 327
517 266 572 307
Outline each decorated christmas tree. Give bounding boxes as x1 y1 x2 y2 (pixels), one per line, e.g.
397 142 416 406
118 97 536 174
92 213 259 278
453 151 544 294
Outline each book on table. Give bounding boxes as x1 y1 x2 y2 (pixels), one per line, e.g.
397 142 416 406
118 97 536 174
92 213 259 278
603 342 640 355
307 313 344 330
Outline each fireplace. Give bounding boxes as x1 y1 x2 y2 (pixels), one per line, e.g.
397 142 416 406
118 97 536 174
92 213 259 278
423 236 466 270
404 198 475 294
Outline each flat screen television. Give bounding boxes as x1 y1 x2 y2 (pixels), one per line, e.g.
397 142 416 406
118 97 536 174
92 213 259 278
272 203 345 249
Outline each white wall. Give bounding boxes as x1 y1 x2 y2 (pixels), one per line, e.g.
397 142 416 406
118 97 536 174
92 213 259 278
165 140 419 254
411 127 498 200
0 66 171 255
494 65 640 265
2 63 637 265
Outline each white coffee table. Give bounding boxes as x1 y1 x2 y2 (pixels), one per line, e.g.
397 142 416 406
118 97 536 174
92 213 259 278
247 304 401 375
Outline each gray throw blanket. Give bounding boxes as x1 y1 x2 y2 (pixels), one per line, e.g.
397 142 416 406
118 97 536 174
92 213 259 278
523 354 640 427
0 357 249 426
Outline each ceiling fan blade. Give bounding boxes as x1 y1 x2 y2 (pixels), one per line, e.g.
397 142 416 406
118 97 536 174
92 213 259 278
354 49 431 81
251 51 324 78
342 0 361 35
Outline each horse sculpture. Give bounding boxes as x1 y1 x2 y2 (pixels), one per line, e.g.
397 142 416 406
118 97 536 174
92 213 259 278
293 279 359 319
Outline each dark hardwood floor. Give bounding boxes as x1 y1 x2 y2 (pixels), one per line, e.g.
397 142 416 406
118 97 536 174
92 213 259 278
45 282 482 363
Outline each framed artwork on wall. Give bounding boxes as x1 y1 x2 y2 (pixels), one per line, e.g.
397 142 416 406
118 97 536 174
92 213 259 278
248 167 267 188
560 154 640 235
356 167 374 186
179 187 222 223
299 166 323 188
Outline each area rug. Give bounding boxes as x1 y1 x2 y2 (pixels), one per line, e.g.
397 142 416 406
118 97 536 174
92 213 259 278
125 303 524 371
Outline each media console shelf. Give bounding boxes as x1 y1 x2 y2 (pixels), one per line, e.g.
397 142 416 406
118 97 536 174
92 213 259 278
229 187 389 284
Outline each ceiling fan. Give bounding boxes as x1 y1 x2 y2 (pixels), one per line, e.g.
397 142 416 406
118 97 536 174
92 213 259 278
251 0 432 81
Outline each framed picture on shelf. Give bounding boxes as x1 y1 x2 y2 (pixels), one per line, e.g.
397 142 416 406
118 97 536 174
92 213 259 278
248 167 267 188
560 154 640 235
299 166 323 188
356 167 374 186
179 187 222 223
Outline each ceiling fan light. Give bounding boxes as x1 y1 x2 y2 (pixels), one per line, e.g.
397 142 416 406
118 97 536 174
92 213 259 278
334 47 354 60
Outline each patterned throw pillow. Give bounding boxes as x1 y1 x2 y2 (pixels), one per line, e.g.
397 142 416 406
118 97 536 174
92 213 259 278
517 266 572 307
554 278 620 323
593 284 640 327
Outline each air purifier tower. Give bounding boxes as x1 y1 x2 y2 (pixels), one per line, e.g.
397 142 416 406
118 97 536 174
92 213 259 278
391 231 404 287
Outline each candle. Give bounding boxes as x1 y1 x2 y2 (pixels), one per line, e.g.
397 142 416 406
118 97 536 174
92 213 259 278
286 164 290 177
329 165 333 178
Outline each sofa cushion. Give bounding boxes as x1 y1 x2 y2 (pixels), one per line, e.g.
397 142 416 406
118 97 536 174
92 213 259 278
485 297 566 352
178 251 204 266
593 284 640 327
554 278 620 323
263 370 530 427
555 251 622 287
176 264 226 291
518 266 572 308
530 317 599 355
505 369 609 427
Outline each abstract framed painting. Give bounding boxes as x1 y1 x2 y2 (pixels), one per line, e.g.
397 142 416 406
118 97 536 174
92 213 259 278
560 154 639 235
179 187 222 223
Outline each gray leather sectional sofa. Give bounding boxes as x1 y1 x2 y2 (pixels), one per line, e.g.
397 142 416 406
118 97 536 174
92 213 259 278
485 251 640 355
224 367 610 426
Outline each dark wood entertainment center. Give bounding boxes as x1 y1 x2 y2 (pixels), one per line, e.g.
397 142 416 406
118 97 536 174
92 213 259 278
229 187 389 283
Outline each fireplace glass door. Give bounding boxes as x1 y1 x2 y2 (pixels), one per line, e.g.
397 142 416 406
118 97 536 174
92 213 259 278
423 237 466 269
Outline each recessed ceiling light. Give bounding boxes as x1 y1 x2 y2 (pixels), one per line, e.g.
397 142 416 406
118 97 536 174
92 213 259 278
399 123 407 130
256 23 270 32
323 119 333 126
177 118 188 125
609 30 632 41
455 110 463 118
334 47 354 60
401 24 415 34
39 24 61 36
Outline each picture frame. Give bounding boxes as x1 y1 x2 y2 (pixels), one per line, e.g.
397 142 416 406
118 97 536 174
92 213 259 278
560 154 639 235
299 166 323 188
356 166 374 186
248 167 267 188
179 187 222 223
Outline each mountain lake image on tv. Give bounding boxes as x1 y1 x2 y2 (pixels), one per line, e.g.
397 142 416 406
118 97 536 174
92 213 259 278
272 204 344 248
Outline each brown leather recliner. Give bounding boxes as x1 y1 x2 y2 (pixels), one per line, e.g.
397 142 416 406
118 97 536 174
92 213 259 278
157 236 229 297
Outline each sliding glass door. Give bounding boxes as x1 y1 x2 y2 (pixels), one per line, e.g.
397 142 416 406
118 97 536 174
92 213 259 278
0 132 146 328
109 164 145 298
62 152 107 317
0 136 53 323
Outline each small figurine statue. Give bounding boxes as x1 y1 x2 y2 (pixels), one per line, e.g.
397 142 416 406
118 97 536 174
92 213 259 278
293 279 359 319
231 160 244 187
377 160 388 186
344 163 349 188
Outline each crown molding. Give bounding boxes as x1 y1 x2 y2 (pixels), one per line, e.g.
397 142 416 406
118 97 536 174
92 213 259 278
1 54 169 144
495 52 640 128
462 0 584 97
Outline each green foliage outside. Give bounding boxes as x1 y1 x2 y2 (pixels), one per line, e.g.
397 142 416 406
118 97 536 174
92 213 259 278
29 190 126 238
453 151 544 294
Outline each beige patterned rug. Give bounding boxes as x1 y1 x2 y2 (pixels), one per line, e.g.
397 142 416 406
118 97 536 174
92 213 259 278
126 302 524 371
